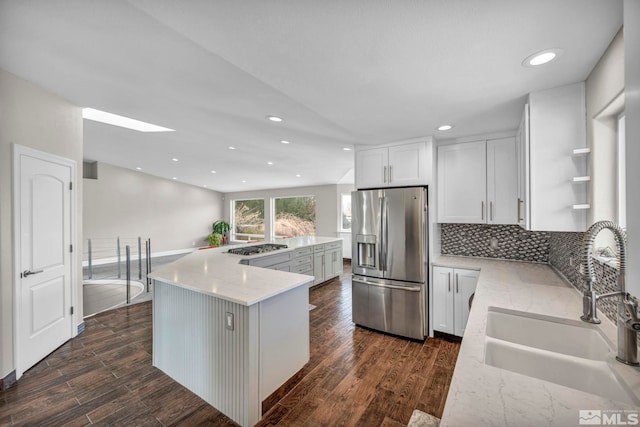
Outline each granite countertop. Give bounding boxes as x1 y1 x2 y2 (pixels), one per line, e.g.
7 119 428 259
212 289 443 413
435 256 640 427
148 236 342 306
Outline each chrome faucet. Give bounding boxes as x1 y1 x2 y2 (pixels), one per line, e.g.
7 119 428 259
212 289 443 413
580 220 640 366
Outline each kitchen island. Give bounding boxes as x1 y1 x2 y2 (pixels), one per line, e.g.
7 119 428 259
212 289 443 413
148 236 342 427
435 256 640 426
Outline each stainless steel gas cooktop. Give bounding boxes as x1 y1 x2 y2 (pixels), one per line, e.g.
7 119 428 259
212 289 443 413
227 243 288 256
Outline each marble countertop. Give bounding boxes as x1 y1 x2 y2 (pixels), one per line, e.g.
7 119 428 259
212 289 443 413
435 256 640 427
148 236 342 306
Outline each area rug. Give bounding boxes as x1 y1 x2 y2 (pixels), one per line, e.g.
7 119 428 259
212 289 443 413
407 409 440 427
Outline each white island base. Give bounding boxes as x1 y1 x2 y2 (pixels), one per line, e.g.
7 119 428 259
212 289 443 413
152 279 310 426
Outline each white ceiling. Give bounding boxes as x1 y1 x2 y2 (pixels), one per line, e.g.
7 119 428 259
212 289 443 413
0 0 623 192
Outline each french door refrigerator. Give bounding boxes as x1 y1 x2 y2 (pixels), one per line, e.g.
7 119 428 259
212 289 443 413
351 186 428 340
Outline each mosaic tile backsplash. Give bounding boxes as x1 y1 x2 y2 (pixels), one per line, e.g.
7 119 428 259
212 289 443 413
440 225 638 328
548 231 639 327
440 224 550 263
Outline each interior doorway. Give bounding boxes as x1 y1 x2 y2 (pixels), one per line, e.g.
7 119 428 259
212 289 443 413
12 144 77 378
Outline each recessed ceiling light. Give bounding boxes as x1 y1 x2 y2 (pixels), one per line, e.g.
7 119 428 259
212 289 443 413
228 146 236 150
295 174 301 178
210 170 217 174
172 177 177 180
267 115 283 122
522 48 563 67
267 161 273 165
136 167 142 170
203 184 207 188
280 140 290 144
171 158 179 162
82 108 174 132
343 147 352 151
242 180 247 183
437 125 453 131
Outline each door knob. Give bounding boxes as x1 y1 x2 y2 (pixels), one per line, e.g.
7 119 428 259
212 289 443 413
22 269 43 278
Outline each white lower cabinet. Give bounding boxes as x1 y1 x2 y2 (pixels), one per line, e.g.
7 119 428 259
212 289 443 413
312 241 343 286
433 266 479 337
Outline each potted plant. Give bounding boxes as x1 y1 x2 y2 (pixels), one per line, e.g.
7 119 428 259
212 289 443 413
212 220 231 245
208 233 223 247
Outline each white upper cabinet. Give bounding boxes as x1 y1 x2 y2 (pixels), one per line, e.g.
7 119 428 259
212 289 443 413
516 105 531 229
437 138 518 225
437 141 487 223
487 137 518 225
355 147 388 189
355 141 427 189
521 82 587 232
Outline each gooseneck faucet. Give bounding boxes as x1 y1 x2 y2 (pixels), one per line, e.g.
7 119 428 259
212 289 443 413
580 220 640 365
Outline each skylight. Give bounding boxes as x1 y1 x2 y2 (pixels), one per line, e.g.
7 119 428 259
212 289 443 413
82 108 175 132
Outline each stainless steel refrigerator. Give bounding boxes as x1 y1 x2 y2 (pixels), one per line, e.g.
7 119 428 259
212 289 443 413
351 186 428 340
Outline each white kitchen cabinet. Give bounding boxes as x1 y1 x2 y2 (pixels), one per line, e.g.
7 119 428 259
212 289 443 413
432 266 479 337
355 142 427 189
437 138 517 225
437 141 487 223
516 104 531 229
313 245 325 286
519 82 587 232
312 241 343 286
325 241 343 279
487 137 518 225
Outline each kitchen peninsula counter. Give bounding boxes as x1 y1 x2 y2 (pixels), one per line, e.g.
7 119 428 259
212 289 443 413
435 256 640 427
148 236 341 427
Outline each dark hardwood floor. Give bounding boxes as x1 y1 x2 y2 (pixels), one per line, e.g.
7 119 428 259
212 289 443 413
0 263 460 426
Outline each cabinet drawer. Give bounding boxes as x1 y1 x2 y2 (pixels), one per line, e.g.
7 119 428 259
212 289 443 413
313 244 325 253
292 263 313 275
293 246 313 257
246 251 292 268
293 254 313 266
325 241 342 250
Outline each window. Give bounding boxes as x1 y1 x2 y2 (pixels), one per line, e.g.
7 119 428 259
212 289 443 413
618 112 626 228
340 193 352 231
232 199 265 241
273 196 316 238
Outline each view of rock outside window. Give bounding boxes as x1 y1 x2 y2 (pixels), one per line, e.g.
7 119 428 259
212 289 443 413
233 199 265 241
341 193 352 231
274 196 316 238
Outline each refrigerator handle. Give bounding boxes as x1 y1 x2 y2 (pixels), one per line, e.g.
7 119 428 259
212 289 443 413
379 196 387 271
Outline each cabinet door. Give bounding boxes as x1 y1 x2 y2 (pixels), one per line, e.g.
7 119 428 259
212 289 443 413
331 248 343 277
453 269 479 337
487 138 518 225
437 141 487 223
432 266 454 334
388 142 427 187
324 248 341 279
355 147 388 189
516 104 531 229
313 252 324 285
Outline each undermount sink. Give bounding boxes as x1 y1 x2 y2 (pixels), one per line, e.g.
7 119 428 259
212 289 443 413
484 307 638 405
486 307 611 360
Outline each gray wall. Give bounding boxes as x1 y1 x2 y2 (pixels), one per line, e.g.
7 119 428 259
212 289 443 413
0 69 84 379
83 162 224 255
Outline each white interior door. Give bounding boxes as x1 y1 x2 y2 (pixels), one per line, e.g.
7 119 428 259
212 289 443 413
14 145 75 377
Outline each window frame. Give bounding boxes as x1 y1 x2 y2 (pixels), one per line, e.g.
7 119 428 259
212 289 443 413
617 112 626 229
231 197 266 242
339 192 352 232
271 195 317 239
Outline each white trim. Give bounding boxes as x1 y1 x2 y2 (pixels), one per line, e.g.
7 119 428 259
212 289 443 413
11 144 77 379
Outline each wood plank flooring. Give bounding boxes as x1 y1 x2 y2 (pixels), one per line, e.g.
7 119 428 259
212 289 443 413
0 263 460 426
